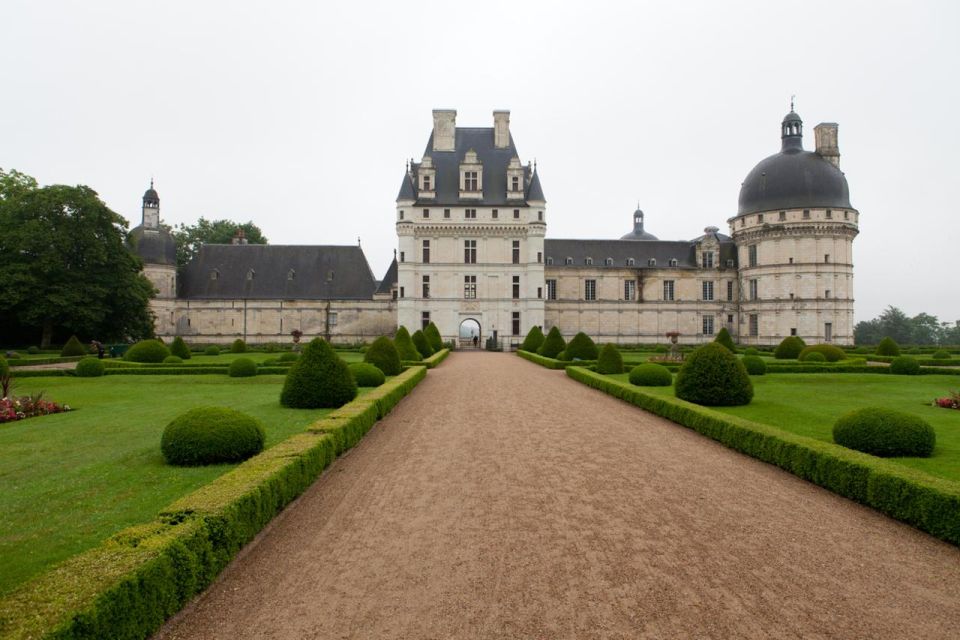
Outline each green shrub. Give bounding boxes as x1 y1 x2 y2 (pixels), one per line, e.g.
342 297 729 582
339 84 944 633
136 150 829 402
0 355 7 379
204 346 220 356
714 327 736 352
161 407 265 465
170 336 192 360
798 344 845 362
163 355 183 364
744 347 759 356
675 342 753 406
520 326 546 353
411 330 435 358
537 327 566 359
27 346 40 355
596 344 624 374
228 357 258 378
629 363 673 386
75 357 105 377
654 345 668 353
774 336 806 359
555 350 568 361
424 322 444 353
932 349 951 360
876 337 901 356
230 338 247 354
393 326 422 361
802 351 827 362
123 339 171 363
281 338 357 408
565 332 599 360
348 362 386 387
833 408 935 457
905 347 921 354
60 335 89 357
854 345 872 354
742 355 766 375
278 352 299 363
364 336 402 376
889 356 921 375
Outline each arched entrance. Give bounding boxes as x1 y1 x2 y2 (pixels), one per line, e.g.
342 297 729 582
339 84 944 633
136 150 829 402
459 318 481 349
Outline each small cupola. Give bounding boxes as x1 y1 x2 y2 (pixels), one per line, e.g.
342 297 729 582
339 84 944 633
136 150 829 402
781 105 804 152
141 179 160 230
619 205 658 240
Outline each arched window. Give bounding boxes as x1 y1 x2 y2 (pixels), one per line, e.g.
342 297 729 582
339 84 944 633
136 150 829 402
565 257 573 265
546 256 554 265
669 258 678 267
626 258 635 266
648 258 657 267
246 269 255 281
210 269 220 281
605 257 614 266
287 269 296 281
585 257 593 265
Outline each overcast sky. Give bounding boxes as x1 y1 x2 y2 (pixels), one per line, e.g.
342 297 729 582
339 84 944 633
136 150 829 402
3 1 958 322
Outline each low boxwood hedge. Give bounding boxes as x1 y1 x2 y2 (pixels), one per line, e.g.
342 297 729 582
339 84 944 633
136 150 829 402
802 351 827 363
163 355 183 364
889 356 921 375
124 340 171 364
204 346 220 356
798 344 846 362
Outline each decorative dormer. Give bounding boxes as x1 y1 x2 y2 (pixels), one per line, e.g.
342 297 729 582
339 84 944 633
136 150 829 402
506 156 524 200
418 155 436 199
459 148 482 199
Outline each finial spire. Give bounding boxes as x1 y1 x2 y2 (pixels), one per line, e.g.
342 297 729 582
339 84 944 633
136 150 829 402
790 94 796 111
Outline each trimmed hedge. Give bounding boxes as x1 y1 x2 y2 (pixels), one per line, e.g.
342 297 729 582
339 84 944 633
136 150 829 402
124 340 171 364
674 343 753 406
537 327 566 359
628 363 673 386
877 337 901 356
424 322 444 353
0 366 427 640
565 366 960 546
565 332 599 361
833 408 935 458
798 344 845 362
393 326 422 362
520 326 545 353
744 347 760 356
933 349 951 360
170 337 192 360
281 338 357 409
774 336 806 359
204 346 220 356
889 356 921 375
163 355 183 364
411 330 434 358
230 339 247 354
278 352 299 363
595 344 624 374
741 355 766 375
228 358 258 378
75 357 105 377
161 407 266 465
348 362 386 387
867 354 959 367
364 336 402 376
421 349 450 369
802 352 827 363
714 327 736 352
61 335 89 358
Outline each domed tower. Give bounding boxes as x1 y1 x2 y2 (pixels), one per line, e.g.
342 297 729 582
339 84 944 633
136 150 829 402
128 181 178 335
729 108 859 346
620 207 658 240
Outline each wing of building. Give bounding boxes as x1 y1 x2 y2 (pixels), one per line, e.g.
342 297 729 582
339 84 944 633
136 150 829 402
130 107 858 346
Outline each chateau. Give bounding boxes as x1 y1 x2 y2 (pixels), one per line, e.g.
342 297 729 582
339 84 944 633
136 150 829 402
130 107 859 346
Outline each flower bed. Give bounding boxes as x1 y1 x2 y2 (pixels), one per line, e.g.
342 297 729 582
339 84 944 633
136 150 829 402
934 391 960 410
0 393 71 423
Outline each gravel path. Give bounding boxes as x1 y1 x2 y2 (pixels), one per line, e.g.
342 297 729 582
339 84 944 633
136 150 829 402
155 352 960 639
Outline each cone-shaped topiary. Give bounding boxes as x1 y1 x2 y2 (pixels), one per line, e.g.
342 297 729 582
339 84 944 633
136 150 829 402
876 337 901 356
798 344 846 362
675 342 753 406
889 356 920 375
412 330 435 358
629 363 673 386
714 327 736 352
124 339 171 363
230 338 247 353
61 335 89 357
833 408 934 457
161 407 266 466
364 336 402 376
537 327 566 359
229 357 258 377
348 362 386 387
595 344 624 374
170 336 192 360
425 322 444 353
520 326 545 353
393 326 422 361
75 357 105 377
774 336 806 359
742 355 766 375
281 338 357 408
565 332 599 360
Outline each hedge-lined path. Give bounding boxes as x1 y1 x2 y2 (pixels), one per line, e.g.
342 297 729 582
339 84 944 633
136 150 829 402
155 352 960 639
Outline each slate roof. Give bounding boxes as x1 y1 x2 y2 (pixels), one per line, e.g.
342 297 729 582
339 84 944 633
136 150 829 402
375 258 397 295
544 238 737 269
128 226 177 266
526 169 545 202
179 245 377 300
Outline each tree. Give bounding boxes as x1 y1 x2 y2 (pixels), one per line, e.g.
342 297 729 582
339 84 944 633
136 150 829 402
0 170 156 347
854 306 958 346
171 217 268 268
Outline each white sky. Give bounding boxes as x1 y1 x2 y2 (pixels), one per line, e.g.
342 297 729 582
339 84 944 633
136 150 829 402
3 1 958 322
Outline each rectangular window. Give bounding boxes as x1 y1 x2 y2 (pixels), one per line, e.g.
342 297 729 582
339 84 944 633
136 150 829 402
399 251 405 263
422 208 429 218
421 311 430 330
791 327 797 336
663 280 675 301
399 211 404 220
399 286 405 298
702 315 715 336
748 245 758 267
464 275 476 299
702 251 714 268
749 279 758 301
512 240 520 264
826 209 833 219
444 208 450 219
464 171 478 191
512 312 521 336
749 314 759 337
492 209 498 219
803 209 811 219
624 280 636 301
423 176 431 191
825 322 833 342
537 286 542 299
779 211 786 221
727 313 734 325
513 209 520 219
584 279 597 301
546 279 557 300
825 289 831 299
329 312 338 326
422 239 430 264
824 254 830 263
726 280 734 301
512 275 520 299
702 281 714 301
464 240 477 264
758 214 764 223
465 208 477 219
422 275 430 299
537 251 542 264
511 176 520 192
538 211 543 221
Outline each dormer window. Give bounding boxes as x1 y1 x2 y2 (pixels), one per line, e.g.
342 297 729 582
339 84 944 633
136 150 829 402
210 269 220 281
605 257 614 266
648 258 657 267
418 156 435 198
464 172 478 191
669 258 678 267
506 156 525 200
511 176 520 192
546 256 553 265
459 149 482 198
423 176 431 191
585 257 593 265
565 257 573 265
246 269 255 281
626 258 635 266
287 269 296 281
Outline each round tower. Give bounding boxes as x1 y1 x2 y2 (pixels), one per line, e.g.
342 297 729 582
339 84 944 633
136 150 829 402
729 109 859 346
128 181 178 336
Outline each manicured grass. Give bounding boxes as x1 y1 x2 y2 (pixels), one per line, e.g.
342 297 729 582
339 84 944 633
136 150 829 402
0 374 370 595
609 372 960 482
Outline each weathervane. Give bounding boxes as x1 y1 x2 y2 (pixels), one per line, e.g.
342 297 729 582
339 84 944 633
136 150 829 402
790 94 796 111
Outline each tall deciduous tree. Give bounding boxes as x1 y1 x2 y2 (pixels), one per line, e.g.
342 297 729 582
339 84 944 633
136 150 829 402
171 218 267 268
0 169 156 347
854 305 959 346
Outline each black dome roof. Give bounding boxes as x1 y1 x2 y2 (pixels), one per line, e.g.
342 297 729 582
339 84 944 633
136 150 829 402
620 208 658 240
128 226 176 266
738 111 852 215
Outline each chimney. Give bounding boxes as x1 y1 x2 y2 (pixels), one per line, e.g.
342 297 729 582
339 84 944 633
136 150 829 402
232 228 247 245
493 110 510 148
814 122 840 168
432 109 456 152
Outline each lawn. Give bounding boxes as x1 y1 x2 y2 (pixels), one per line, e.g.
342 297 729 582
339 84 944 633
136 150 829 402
609 372 960 482
0 374 348 595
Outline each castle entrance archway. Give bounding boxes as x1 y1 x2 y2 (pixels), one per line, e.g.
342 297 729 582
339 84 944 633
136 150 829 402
459 318 481 349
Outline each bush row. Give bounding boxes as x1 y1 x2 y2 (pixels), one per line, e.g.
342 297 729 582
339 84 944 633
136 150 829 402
421 348 450 369
564 366 960 546
865 355 960 366
0 366 428 640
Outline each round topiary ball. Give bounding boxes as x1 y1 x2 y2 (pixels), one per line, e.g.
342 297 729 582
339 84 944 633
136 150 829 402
674 342 753 406
281 338 357 408
161 407 266 466
802 351 827 362
798 344 846 362
364 336 402 376
833 408 935 457
932 349 950 360
204 346 220 356
75 357 106 377
229 357 258 377
278 352 299 363
348 362 386 387
744 347 759 356
742 355 766 375
163 355 183 364
27 346 40 355
889 356 920 375
774 336 806 360
124 339 171 363
595 344 624 374
230 338 247 354
629 363 673 386
876 337 901 357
